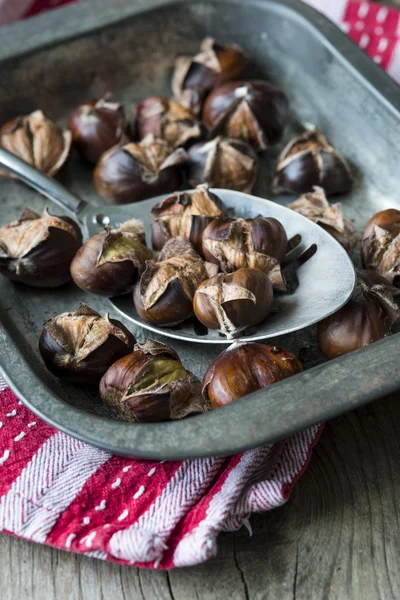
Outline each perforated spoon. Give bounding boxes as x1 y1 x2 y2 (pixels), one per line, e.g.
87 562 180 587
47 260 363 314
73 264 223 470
0 147 356 343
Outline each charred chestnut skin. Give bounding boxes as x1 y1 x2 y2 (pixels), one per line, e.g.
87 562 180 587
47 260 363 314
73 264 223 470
202 341 303 408
203 80 289 151
193 268 273 338
317 270 400 359
361 209 400 285
68 98 126 164
39 305 134 384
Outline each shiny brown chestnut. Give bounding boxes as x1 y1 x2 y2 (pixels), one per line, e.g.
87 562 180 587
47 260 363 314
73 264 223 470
194 268 273 338
39 305 134 384
93 135 187 205
1 110 71 176
172 37 249 115
274 129 352 196
68 97 126 164
317 270 400 359
133 255 209 326
0 208 82 287
70 219 153 296
202 340 303 408
361 209 400 285
289 187 358 253
99 339 209 422
203 80 289 151
202 217 288 290
135 96 201 148
151 184 226 254
187 136 258 193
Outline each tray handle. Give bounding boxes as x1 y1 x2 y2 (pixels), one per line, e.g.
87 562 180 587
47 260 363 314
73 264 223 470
0 147 87 216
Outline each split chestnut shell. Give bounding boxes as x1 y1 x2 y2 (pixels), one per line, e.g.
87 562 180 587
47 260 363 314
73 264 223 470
361 209 400 285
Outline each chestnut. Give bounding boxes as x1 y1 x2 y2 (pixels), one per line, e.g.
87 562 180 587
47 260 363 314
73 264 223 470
289 187 358 253
202 341 303 408
317 270 400 359
151 184 226 254
133 255 209 326
1 110 71 176
274 129 352 196
70 219 153 296
187 136 258 193
93 135 187 205
0 208 82 287
172 37 249 114
202 217 288 290
361 209 400 285
99 339 209 422
39 305 134 384
203 80 289 151
135 96 201 148
68 97 126 164
194 268 273 338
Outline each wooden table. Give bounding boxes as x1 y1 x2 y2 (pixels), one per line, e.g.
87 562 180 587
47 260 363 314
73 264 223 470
2 1 400 598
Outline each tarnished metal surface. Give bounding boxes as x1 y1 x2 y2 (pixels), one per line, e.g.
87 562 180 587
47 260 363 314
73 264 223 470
0 0 399 458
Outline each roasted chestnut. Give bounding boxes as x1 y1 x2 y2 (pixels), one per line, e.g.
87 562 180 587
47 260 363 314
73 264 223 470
172 37 249 114
289 187 358 253
317 270 400 359
0 110 71 176
70 220 153 296
274 128 352 196
194 268 273 338
361 209 400 285
202 340 303 408
187 137 258 193
68 97 126 164
133 255 209 326
93 135 187 205
99 339 209 422
159 236 201 261
202 217 288 290
0 208 82 287
39 305 134 384
135 96 201 148
151 184 226 254
203 80 289 151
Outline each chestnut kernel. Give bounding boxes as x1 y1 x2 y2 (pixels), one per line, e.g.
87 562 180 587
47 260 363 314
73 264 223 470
0 208 82 288
39 305 134 384
274 128 352 196
194 268 274 338
202 340 303 408
99 339 209 422
151 183 226 254
361 209 400 285
93 135 187 205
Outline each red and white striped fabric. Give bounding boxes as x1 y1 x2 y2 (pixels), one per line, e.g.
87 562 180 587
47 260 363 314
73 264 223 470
0 377 321 568
0 0 398 569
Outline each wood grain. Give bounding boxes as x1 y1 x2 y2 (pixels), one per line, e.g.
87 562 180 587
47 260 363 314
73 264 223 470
2 392 400 600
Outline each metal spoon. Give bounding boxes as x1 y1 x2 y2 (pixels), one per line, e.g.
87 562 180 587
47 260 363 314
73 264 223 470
0 147 356 343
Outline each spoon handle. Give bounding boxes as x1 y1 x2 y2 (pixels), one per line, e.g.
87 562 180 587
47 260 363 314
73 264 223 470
0 147 87 215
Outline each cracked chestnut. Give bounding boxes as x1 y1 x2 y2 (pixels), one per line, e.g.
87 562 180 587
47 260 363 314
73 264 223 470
202 341 303 408
203 80 289 151
0 208 82 287
39 305 134 384
361 209 400 285
151 184 226 254
93 135 187 205
68 97 126 164
99 339 209 422
202 217 288 290
318 270 400 359
194 268 273 338
274 129 352 196
70 219 153 296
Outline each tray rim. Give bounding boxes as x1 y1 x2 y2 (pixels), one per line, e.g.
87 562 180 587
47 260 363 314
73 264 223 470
1 0 400 460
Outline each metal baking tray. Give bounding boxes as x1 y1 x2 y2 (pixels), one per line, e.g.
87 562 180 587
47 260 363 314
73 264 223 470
1 0 400 460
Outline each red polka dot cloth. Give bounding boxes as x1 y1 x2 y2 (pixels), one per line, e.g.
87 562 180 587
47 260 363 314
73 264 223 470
0 0 397 569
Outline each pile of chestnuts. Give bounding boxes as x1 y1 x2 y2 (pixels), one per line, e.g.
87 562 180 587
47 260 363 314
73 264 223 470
2 36 400 428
